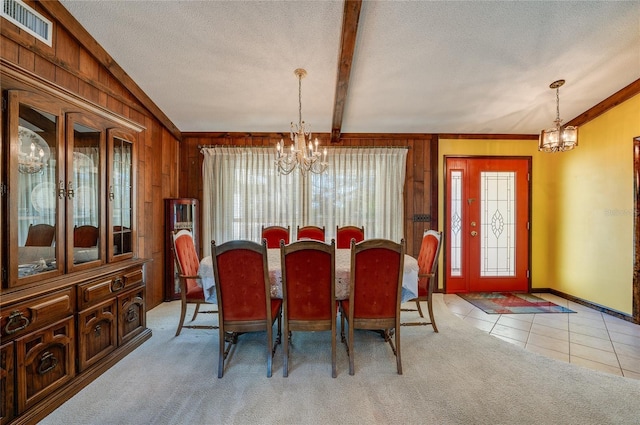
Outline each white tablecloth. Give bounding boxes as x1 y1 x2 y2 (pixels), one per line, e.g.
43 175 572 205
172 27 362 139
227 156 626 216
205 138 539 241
198 248 418 304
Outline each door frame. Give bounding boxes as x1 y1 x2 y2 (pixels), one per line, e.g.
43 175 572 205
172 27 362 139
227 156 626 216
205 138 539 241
633 137 640 324
443 155 532 293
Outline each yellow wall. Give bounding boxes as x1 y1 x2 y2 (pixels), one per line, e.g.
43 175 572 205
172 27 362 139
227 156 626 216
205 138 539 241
439 93 640 314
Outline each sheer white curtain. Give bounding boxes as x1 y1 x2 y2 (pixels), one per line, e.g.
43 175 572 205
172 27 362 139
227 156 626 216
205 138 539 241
201 146 407 256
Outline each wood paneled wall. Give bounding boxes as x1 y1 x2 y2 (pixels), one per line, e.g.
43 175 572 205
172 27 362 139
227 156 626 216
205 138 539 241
1 2 180 309
180 133 439 257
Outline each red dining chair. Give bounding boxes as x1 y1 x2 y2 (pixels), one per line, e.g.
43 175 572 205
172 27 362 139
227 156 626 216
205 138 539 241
296 225 325 242
25 223 55 246
211 239 282 378
280 239 336 377
402 230 443 332
336 225 365 249
340 238 405 375
172 230 217 336
261 225 290 248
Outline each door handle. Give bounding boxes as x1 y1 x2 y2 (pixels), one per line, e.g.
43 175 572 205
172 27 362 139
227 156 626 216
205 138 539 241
471 231 478 237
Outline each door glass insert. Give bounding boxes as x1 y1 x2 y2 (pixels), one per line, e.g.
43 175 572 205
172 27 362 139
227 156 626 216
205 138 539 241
480 171 515 277
112 136 133 256
450 170 463 277
72 122 101 264
17 104 58 277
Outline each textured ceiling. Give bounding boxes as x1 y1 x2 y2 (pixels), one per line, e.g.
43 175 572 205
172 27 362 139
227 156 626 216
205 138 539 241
58 0 640 135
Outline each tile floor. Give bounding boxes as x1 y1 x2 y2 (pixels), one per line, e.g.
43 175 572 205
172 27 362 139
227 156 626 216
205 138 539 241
443 292 640 380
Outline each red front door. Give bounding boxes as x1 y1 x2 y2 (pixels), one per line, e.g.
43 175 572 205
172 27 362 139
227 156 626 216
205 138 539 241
445 157 530 293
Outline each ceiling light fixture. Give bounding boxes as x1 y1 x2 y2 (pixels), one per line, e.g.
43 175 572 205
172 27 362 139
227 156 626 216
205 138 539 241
275 68 328 175
539 79 578 153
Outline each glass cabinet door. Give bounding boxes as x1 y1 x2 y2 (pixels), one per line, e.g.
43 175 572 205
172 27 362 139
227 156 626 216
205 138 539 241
108 129 135 261
6 91 63 287
66 114 105 271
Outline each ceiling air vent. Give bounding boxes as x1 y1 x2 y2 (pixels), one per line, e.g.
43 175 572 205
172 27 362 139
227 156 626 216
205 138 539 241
1 0 52 46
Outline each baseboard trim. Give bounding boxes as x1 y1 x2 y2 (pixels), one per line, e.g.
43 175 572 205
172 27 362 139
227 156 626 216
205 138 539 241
531 288 636 324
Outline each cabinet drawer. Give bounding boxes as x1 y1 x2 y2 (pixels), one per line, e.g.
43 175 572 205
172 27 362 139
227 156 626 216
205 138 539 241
78 299 118 372
16 316 75 414
1 288 74 340
77 267 144 310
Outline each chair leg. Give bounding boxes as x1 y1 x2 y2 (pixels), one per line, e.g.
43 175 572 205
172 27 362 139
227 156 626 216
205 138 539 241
283 318 289 378
427 296 438 333
191 303 201 321
395 326 402 375
415 299 424 318
175 300 188 336
266 322 273 378
217 325 225 378
348 320 355 376
331 323 337 378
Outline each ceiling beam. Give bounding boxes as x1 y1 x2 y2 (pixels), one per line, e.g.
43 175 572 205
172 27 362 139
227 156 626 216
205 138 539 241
330 0 362 144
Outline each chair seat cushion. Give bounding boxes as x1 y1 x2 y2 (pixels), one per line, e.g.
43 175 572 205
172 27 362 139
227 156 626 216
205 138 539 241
185 282 205 300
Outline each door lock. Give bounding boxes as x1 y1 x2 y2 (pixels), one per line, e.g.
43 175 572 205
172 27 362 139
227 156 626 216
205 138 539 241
471 231 478 237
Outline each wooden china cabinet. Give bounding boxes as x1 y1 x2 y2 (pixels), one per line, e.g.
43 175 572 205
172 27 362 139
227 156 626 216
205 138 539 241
1 71 151 424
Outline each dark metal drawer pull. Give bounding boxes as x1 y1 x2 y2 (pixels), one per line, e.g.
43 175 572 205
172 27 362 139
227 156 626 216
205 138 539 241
111 277 125 292
38 351 58 375
125 307 138 323
4 310 30 335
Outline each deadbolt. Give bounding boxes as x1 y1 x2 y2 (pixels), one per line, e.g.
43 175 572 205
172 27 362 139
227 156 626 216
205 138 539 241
471 231 478 237
470 221 476 227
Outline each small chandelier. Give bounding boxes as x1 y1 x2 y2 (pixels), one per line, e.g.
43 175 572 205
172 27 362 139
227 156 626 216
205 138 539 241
275 68 328 175
539 79 578 153
18 126 50 174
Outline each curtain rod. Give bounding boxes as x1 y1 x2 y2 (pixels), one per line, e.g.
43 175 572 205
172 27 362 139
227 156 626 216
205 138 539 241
198 144 410 150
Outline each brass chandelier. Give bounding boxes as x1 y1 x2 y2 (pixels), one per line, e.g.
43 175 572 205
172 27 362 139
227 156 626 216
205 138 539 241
275 68 328 175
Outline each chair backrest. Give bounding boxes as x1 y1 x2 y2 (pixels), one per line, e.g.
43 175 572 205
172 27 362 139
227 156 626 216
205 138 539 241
25 223 55 246
212 239 272 322
281 239 335 323
74 225 99 247
417 230 443 296
172 229 203 298
296 225 325 242
349 238 404 321
261 225 290 248
336 225 365 249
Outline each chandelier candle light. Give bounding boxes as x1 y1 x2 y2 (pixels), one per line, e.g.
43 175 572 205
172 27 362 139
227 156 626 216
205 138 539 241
275 68 328 175
538 79 578 153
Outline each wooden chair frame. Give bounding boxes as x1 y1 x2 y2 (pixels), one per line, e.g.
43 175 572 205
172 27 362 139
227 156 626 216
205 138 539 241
73 225 99 247
401 230 442 332
340 238 405 375
261 225 291 248
172 229 217 336
296 225 326 242
336 225 365 249
280 239 336 377
212 239 282 378
24 223 55 246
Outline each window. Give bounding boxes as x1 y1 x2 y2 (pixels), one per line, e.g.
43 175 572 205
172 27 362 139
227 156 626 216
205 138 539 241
201 146 407 255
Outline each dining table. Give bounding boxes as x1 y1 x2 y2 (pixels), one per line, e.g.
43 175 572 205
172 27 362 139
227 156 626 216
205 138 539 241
198 248 419 304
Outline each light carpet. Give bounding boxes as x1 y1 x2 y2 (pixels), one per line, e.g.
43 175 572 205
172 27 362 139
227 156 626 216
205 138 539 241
40 295 640 425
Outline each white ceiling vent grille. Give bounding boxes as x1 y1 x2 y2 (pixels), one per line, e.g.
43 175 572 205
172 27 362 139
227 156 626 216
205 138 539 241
1 0 52 46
